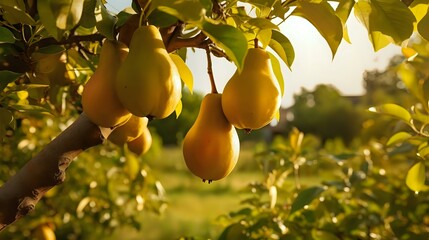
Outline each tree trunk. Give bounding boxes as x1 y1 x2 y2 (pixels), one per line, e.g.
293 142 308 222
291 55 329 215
0 113 106 231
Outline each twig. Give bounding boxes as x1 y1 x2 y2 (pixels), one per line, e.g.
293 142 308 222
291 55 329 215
205 46 218 94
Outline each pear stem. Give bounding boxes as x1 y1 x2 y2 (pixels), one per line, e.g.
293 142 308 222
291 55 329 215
138 0 152 26
254 38 259 48
205 46 218 94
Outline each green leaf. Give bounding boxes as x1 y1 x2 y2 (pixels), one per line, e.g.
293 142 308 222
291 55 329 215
354 0 415 51
152 0 205 22
386 132 412 146
369 103 412 125
95 0 117 40
170 54 194 93
79 0 97 28
37 0 84 40
0 27 15 43
0 2 36 25
290 186 324 214
0 71 23 91
268 30 294 69
406 161 429 192
417 11 429 41
201 21 248 70
292 1 343 57
267 52 284 96
148 8 178 28
36 45 66 54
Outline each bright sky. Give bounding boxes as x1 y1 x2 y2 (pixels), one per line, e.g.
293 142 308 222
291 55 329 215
107 1 402 107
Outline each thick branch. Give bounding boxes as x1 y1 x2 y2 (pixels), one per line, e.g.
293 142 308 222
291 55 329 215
0 113 104 230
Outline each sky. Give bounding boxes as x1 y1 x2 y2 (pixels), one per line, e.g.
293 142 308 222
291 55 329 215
107 1 402 107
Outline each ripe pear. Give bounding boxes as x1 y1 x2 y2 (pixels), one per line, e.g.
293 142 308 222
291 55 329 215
82 40 132 128
127 126 152 155
108 116 147 146
183 93 240 182
115 25 181 119
222 48 281 130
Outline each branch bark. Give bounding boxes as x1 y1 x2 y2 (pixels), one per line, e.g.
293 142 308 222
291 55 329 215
0 113 104 231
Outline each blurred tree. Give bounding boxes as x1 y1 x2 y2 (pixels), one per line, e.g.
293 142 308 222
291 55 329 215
289 84 364 145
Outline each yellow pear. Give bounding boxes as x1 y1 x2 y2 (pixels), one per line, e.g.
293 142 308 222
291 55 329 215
127 126 152 155
183 93 240 183
222 48 281 130
82 40 132 128
108 116 147 146
115 25 181 119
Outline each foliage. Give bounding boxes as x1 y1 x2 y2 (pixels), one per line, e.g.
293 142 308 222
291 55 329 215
0 111 166 239
1 0 429 238
217 129 429 240
369 37 429 192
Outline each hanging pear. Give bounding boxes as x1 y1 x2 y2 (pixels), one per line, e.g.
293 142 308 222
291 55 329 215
222 48 281 131
127 126 152 156
82 40 131 128
116 25 181 119
183 93 240 183
108 116 147 146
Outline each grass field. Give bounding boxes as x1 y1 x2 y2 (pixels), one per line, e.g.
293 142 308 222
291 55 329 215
108 143 264 240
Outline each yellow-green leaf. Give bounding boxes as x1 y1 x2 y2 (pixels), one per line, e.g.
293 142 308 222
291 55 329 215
406 161 429 192
0 27 15 43
417 11 429 41
386 132 412 146
354 0 415 51
335 0 355 43
175 99 182 119
267 52 284 96
418 145 429 158
38 0 84 40
369 103 412 125
410 0 429 31
268 30 294 69
0 2 36 25
170 54 194 93
292 1 343 57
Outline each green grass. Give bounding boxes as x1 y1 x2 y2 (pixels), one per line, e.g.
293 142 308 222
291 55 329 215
108 144 263 240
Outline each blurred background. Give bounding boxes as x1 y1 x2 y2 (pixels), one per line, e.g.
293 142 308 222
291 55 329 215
1 1 429 240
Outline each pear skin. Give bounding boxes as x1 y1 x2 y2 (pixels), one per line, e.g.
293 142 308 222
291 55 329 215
108 116 148 146
116 25 181 119
183 93 240 182
127 126 152 155
82 40 131 128
222 48 281 130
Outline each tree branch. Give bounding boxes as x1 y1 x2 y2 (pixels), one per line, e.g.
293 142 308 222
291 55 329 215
0 113 104 230
29 33 105 53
